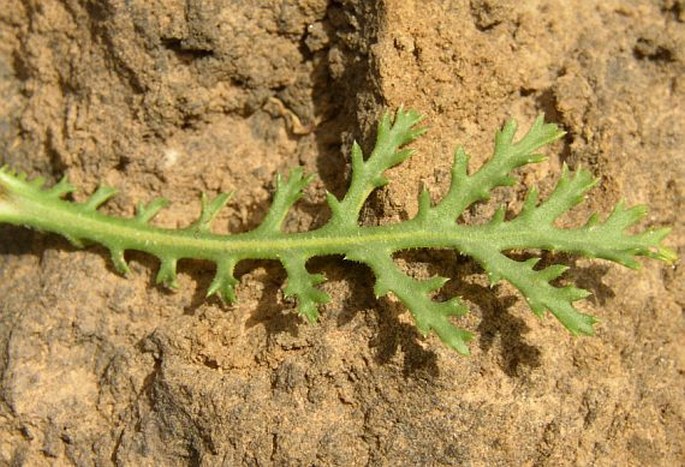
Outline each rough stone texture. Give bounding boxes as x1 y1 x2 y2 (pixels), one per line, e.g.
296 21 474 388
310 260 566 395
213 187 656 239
0 0 683 465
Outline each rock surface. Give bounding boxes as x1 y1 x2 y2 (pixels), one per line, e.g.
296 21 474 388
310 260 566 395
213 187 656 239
0 1 683 465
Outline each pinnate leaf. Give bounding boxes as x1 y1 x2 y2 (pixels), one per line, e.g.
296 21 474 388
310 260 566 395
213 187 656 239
0 109 675 355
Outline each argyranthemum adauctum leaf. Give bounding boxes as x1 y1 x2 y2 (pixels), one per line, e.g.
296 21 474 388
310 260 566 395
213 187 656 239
0 109 676 354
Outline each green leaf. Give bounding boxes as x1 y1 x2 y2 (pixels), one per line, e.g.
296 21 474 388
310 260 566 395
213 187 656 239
331 107 426 227
256 167 313 234
136 197 170 224
281 253 330 322
470 248 596 335
109 247 130 275
207 257 239 303
189 192 232 233
353 248 473 354
83 185 118 211
0 109 675 355
433 114 566 219
46 176 76 198
156 256 178 289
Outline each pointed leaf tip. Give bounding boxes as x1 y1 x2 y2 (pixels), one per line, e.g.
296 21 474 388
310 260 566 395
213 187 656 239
29 176 46 189
281 255 330 323
325 191 343 220
156 257 178 289
539 264 570 281
418 275 450 294
255 166 314 234
191 191 232 232
428 315 473 355
497 118 518 145
296 301 322 324
350 141 364 171
207 258 239 303
136 197 170 224
207 275 238 303
416 188 432 221
47 177 76 198
110 248 130 275
84 185 118 210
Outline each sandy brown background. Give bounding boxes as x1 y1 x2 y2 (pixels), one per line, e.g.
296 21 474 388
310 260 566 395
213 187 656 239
0 1 683 465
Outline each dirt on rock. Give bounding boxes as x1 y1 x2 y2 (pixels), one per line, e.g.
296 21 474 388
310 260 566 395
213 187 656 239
0 1 683 465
